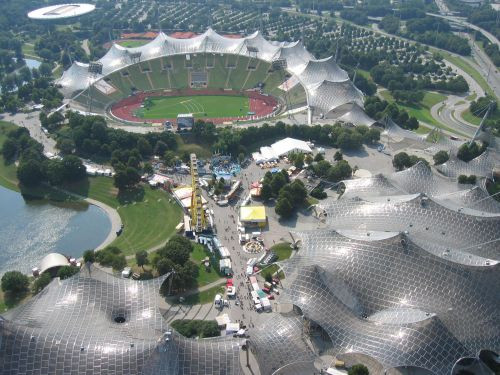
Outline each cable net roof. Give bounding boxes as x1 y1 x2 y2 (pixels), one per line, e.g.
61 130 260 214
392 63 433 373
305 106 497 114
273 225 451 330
0 265 244 375
276 229 499 374
57 28 371 124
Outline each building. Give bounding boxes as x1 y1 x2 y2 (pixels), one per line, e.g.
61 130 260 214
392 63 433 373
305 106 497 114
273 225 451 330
239 205 267 227
252 137 312 163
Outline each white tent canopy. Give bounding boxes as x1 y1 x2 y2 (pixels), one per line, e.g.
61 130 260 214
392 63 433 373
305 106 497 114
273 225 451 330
252 137 312 163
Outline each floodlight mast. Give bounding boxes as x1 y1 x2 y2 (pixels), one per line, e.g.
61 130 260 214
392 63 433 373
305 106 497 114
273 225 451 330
273 58 294 121
87 62 103 114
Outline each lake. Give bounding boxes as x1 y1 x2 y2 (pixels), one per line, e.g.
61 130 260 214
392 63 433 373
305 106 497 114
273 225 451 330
0 185 111 276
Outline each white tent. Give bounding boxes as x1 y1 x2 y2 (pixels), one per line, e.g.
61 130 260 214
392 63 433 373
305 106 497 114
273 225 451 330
271 137 312 157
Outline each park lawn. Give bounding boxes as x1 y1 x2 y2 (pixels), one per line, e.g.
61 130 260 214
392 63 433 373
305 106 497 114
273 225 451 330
306 196 319 206
461 108 482 126
466 92 477 101
0 121 20 191
415 125 432 134
63 177 183 255
183 285 225 305
270 242 292 261
138 95 250 119
357 69 373 81
117 39 149 48
380 90 465 135
177 135 213 159
190 244 224 287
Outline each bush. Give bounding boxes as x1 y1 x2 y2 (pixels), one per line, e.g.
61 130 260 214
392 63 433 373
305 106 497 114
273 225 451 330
57 266 79 280
310 187 327 200
83 250 95 263
433 150 449 165
1 271 30 294
458 175 477 184
348 364 369 375
171 319 220 338
32 273 52 294
95 246 127 271
457 141 487 162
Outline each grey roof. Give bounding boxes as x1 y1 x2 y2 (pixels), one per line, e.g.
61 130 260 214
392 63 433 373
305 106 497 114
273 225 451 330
0 265 244 375
334 103 376 127
277 229 499 374
437 149 497 179
57 29 370 124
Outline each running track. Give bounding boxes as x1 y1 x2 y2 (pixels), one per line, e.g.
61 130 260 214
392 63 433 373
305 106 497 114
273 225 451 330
110 89 278 125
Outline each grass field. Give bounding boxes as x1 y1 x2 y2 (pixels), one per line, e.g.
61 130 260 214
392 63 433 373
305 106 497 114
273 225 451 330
379 90 467 135
190 244 224 287
117 40 149 48
136 95 250 119
63 177 183 255
461 108 482 126
182 285 225 305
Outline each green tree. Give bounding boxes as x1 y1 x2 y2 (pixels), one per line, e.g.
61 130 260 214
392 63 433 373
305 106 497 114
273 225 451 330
17 159 44 186
305 154 313 165
314 160 332 177
392 152 411 171
111 255 127 271
56 138 75 154
136 250 149 270
275 197 294 219
334 151 343 161
294 153 305 169
163 150 176 167
32 272 52 294
61 155 86 182
137 137 152 157
1 271 29 294
57 266 79 280
348 364 369 375
433 150 449 165
314 153 324 162
1 138 17 160
260 182 273 201
156 258 175 276
83 250 95 263
270 172 287 196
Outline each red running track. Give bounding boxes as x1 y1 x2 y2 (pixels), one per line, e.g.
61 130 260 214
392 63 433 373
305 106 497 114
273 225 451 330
110 89 279 125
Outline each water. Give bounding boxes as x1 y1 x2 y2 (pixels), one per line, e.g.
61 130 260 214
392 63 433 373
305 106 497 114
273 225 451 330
0 186 111 276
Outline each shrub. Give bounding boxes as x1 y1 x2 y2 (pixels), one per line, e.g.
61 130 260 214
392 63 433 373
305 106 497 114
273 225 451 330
348 364 369 375
1 271 29 294
32 273 52 294
83 250 95 263
310 187 327 200
433 150 449 165
57 266 79 280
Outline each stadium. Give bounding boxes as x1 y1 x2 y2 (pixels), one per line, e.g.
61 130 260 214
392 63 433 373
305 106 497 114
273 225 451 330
57 28 373 127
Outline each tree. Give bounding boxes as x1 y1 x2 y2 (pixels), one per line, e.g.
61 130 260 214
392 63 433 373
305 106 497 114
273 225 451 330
32 272 52 294
433 150 449 165
334 151 343 161
111 255 127 271
1 138 17 160
137 137 152 157
62 155 86 182
310 186 327 199
136 250 149 270
270 172 287 196
305 154 313 165
57 138 75 154
83 250 95 263
154 141 168 156
260 182 273 201
57 266 79 280
314 153 324 162
1 271 29 294
17 159 44 186
156 258 175 276
114 166 141 190
275 197 294 219
348 364 369 375
314 160 332 177
392 152 411 171
294 153 305 169
160 237 192 265
163 150 176 166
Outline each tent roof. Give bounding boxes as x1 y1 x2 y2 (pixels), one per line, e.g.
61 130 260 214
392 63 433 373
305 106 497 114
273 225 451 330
240 206 266 222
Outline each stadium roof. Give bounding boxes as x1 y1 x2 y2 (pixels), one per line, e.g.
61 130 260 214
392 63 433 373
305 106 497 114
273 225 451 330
27 3 95 20
57 28 374 125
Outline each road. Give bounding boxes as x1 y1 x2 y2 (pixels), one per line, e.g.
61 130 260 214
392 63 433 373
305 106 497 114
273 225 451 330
428 12 500 48
0 111 57 154
465 34 500 98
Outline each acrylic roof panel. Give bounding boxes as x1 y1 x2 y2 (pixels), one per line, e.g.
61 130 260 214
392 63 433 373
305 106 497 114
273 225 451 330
276 229 499 374
57 61 94 96
273 41 314 74
0 265 244 375
249 314 316 375
434 186 500 214
335 103 376 127
319 194 500 263
296 56 349 86
437 149 497 178
307 80 364 114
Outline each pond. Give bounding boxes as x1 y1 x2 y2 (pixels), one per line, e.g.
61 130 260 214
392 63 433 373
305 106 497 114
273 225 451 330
0 185 111 276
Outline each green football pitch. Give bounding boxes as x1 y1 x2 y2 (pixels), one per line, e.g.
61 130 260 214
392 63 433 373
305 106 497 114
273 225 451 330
136 95 250 119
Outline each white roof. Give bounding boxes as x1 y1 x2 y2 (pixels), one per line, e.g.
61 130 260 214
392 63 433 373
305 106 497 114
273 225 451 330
27 3 95 20
39 253 69 274
215 314 230 326
271 137 312 157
